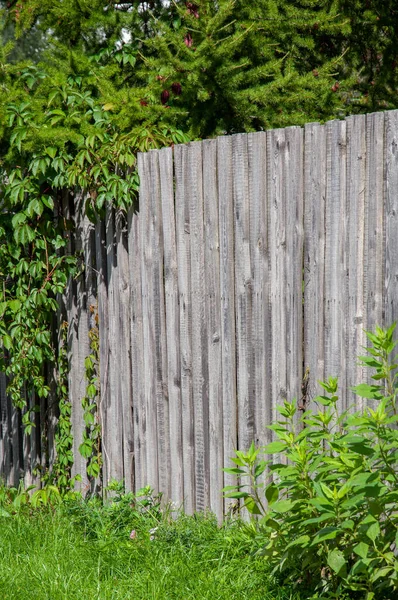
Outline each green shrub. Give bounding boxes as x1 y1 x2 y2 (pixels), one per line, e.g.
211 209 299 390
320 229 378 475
225 324 398 599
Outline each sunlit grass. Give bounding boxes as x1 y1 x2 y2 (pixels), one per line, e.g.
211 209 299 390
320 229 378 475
0 503 298 600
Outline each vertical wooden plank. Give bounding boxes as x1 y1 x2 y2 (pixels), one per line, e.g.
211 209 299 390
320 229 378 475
365 113 384 337
83 208 98 492
286 127 304 413
63 193 81 490
11 403 21 486
174 144 194 514
324 120 347 412
6 395 16 485
128 210 146 493
95 217 109 493
22 387 32 488
139 152 159 493
116 213 134 492
232 134 254 455
72 197 91 492
217 135 237 505
385 111 398 337
148 150 170 500
268 128 287 425
248 132 271 458
346 115 366 410
364 112 385 396
102 205 124 489
187 142 209 512
0 372 10 483
304 123 326 407
159 147 183 508
267 127 304 422
203 138 223 521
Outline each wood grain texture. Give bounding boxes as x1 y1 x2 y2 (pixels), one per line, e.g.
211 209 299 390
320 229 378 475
346 116 366 409
203 138 223 521
217 135 237 505
0 372 11 484
267 127 304 426
11 400 20 486
324 120 347 412
365 112 385 393
22 387 32 488
285 127 304 412
128 210 146 493
304 123 326 407
7 111 398 506
248 132 270 460
103 205 124 488
174 144 195 514
187 142 209 512
116 213 134 492
148 150 171 500
267 127 287 426
74 198 92 491
385 111 398 336
232 134 254 456
159 147 183 507
63 192 81 489
365 113 384 335
95 216 110 490
138 152 159 493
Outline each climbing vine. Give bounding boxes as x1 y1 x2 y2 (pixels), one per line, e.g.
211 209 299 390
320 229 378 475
79 306 101 482
0 47 188 431
48 321 79 493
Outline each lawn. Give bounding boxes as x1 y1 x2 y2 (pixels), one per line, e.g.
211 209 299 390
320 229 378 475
0 495 297 600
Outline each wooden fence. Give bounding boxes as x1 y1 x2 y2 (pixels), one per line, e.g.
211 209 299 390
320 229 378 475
1 110 398 520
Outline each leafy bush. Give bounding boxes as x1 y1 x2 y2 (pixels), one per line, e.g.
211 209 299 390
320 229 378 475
0 480 65 514
225 325 398 599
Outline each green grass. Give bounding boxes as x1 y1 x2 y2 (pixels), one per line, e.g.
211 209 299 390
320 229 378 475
0 501 298 600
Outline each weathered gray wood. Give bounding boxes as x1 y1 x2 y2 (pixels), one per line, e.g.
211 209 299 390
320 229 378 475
95 216 109 493
346 115 366 410
248 131 270 469
74 204 92 492
217 135 237 506
324 120 347 412
11 401 20 486
159 147 184 508
267 128 287 426
22 387 32 488
148 150 171 500
0 372 11 484
304 123 326 408
63 192 82 490
364 113 385 398
128 210 146 493
139 152 159 493
116 213 134 492
203 138 223 521
174 144 195 514
102 205 124 489
365 113 384 338
187 142 209 512
7 110 398 509
83 209 98 492
232 134 254 456
267 127 304 425
385 111 398 337
33 388 41 487
286 127 304 412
